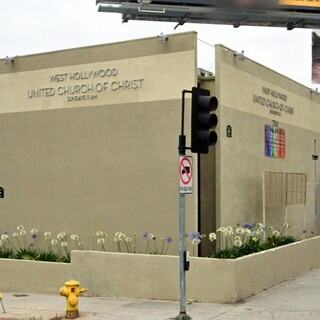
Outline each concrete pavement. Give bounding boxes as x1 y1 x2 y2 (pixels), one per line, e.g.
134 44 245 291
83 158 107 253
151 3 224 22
1 267 320 319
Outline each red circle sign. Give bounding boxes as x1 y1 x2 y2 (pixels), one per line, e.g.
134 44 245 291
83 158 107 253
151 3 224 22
179 157 192 185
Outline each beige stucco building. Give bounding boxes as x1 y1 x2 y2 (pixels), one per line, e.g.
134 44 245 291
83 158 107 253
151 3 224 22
0 32 319 256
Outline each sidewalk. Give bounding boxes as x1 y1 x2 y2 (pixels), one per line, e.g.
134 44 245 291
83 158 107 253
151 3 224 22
1 267 320 320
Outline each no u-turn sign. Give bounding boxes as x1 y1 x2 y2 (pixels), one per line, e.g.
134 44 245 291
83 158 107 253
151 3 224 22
179 156 193 194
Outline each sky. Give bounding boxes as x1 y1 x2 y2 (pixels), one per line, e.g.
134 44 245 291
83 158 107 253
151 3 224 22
0 0 317 89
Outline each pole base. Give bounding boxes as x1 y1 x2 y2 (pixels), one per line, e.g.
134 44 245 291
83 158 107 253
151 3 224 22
175 312 191 320
0 299 6 313
65 310 79 319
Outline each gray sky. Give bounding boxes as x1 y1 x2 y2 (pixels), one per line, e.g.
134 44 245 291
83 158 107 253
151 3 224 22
0 0 316 89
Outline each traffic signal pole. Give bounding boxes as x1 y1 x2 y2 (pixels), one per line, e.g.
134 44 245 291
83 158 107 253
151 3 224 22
176 88 217 319
178 90 191 155
177 90 191 320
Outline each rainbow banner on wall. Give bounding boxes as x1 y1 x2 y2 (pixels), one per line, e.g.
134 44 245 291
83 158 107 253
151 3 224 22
265 125 285 159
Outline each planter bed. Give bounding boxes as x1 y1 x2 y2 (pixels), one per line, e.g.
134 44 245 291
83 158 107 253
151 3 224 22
0 236 319 302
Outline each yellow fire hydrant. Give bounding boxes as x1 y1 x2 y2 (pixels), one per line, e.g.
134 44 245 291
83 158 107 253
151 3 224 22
59 280 87 319
0 291 6 313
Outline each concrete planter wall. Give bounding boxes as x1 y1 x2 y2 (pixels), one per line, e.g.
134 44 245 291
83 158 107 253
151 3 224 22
1 236 320 302
0 259 72 293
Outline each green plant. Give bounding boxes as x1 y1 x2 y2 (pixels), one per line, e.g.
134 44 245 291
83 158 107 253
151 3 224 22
0 225 174 263
36 250 64 262
0 247 14 258
186 222 297 259
15 248 39 260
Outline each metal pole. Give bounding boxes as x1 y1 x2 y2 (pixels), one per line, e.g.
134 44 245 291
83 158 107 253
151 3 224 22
176 90 191 320
178 194 188 318
0 299 5 313
0 292 5 314
314 139 318 217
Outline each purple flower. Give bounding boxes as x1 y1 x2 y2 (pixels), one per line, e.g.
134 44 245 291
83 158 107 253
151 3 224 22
243 223 254 229
142 232 149 239
188 232 201 240
165 236 173 244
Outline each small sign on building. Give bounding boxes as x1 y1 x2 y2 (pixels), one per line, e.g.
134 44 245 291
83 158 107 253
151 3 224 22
226 125 232 138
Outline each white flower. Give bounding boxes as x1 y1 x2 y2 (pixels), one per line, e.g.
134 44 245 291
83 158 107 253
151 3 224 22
225 230 233 237
70 234 80 241
96 231 105 238
252 237 258 242
44 231 51 239
97 238 105 245
0 240 3 247
209 233 217 242
256 223 264 229
244 229 252 236
234 238 242 247
225 227 234 237
114 232 126 242
12 232 19 237
258 227 264 234
17 225 24 231
282 223 290 229
192 238 201 245
217 227 226 233
234 236 242 246
51 239 58 246
30 228 38 235
268 225 274 231
272 230 280 237
61 241 68 247
20 230 27 236
1 234 9 241
235 227 245 235
125 237 132 243
147 233 155 240
57 232 66 241
253 228 263 237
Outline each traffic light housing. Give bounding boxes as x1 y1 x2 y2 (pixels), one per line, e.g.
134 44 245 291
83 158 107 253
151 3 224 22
191 87 218 154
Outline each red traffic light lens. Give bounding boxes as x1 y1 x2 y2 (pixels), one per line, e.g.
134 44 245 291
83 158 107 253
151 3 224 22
198 96 218 112
208 96 218 112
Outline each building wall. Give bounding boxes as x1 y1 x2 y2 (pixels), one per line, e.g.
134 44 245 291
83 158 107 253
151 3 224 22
0 32 198 254
212 44 320 240
1 32 318 257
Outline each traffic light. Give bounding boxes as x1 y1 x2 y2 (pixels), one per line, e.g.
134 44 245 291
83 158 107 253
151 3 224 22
191 87 218 154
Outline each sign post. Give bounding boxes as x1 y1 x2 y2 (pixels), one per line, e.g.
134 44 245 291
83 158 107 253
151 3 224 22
176 90 192 320
177 156 192 320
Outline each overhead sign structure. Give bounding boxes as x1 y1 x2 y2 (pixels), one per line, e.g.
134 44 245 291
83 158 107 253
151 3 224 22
179 156 193 194
97 0 320 30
